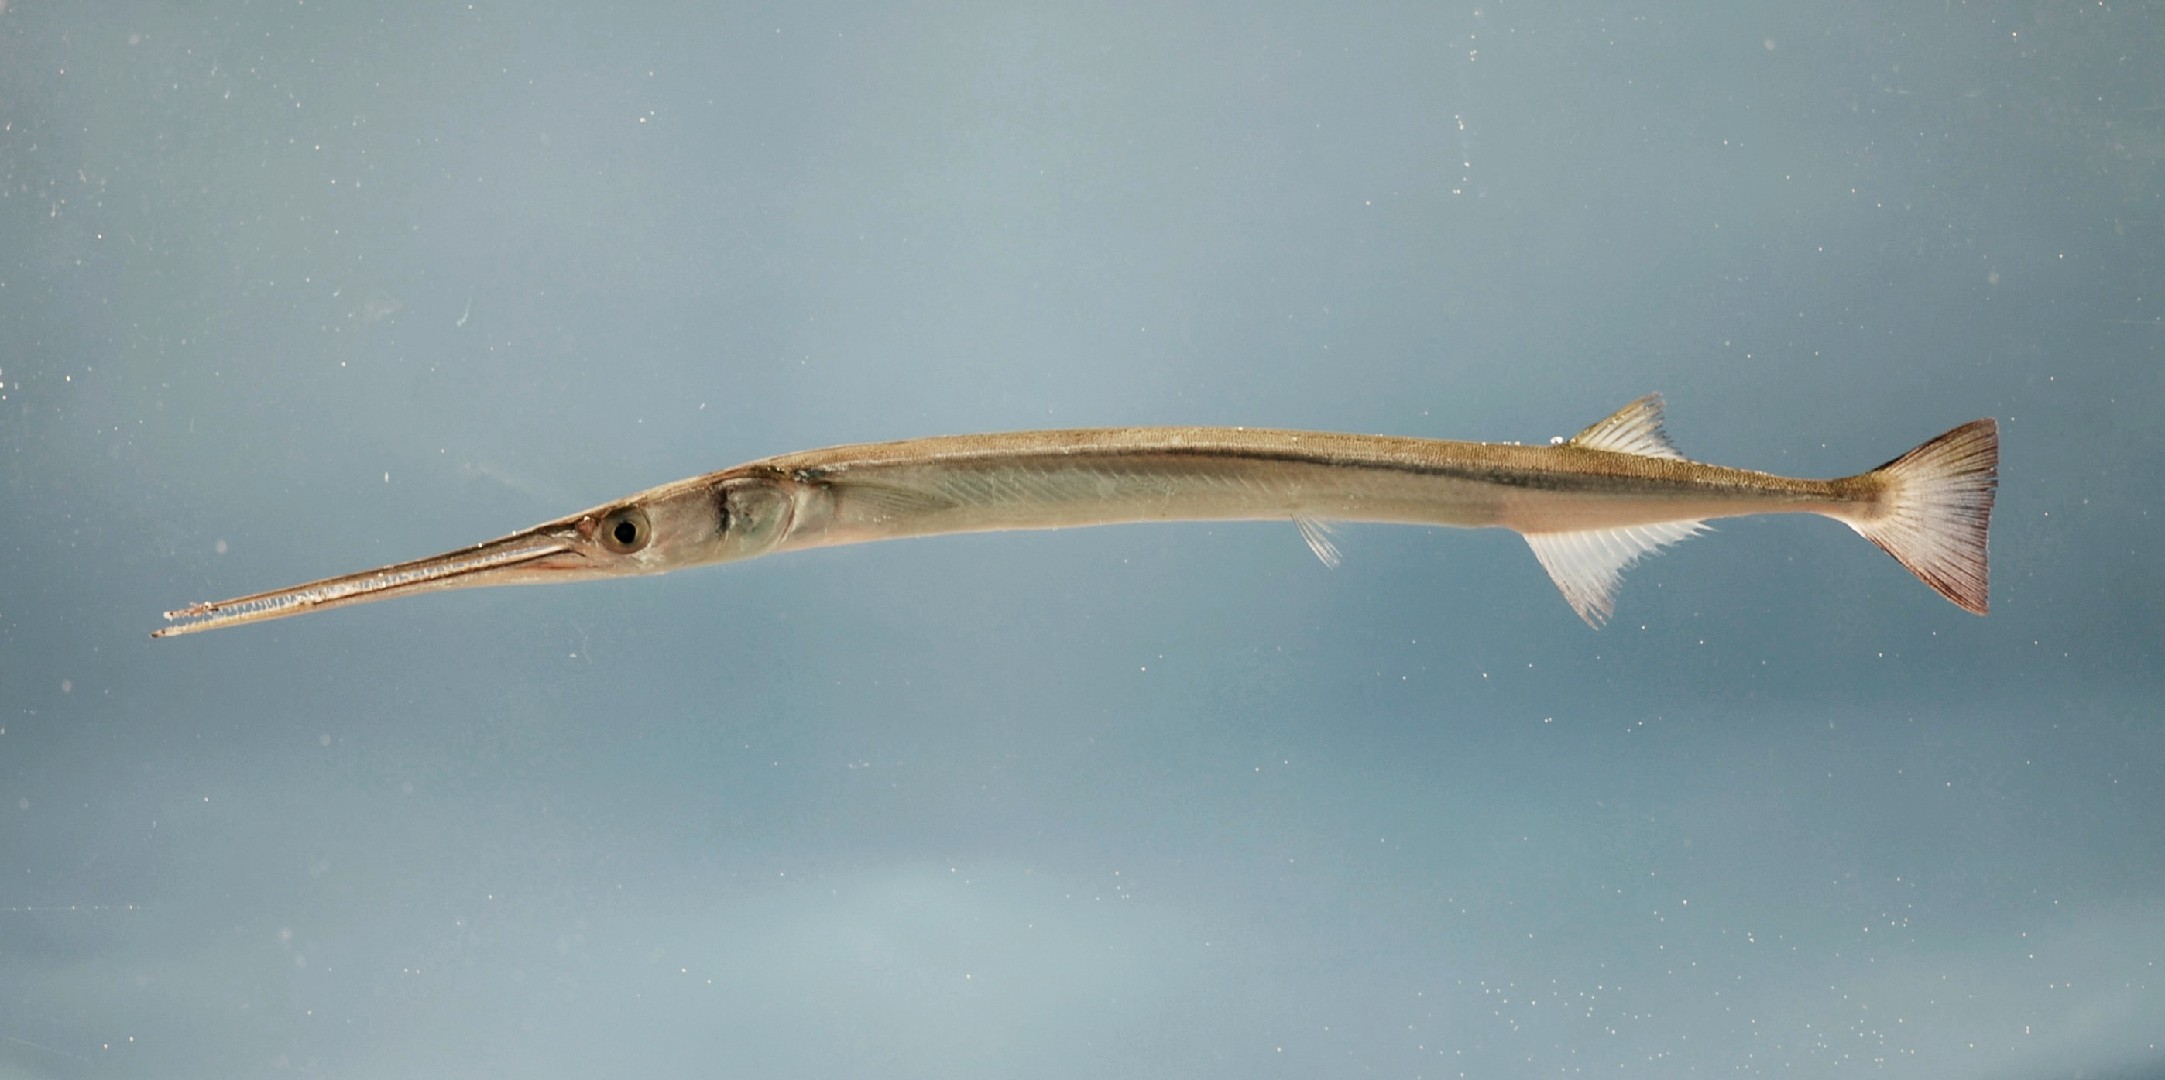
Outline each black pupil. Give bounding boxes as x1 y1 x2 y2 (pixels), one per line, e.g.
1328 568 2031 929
612 519 640 545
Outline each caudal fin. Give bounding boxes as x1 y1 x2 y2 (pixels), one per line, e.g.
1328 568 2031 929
1843 418 1998 614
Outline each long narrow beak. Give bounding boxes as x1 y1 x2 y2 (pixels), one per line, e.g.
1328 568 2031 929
154 525 590 638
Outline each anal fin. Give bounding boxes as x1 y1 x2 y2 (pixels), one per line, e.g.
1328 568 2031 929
1524 520 1707 627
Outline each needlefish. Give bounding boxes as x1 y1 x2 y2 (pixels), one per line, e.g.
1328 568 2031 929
153 395 1997 637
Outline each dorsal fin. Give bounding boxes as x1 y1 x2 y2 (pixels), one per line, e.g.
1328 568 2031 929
1566 394 1686 460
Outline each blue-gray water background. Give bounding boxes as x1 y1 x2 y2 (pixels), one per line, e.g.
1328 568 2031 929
3 4 2161 1077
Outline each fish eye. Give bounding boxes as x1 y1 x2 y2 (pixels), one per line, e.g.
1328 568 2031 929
598 507 651 554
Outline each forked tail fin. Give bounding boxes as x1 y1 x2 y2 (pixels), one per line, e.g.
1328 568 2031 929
1842 418 1998 614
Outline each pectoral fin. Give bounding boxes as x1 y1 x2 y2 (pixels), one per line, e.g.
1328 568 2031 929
835 480 963 523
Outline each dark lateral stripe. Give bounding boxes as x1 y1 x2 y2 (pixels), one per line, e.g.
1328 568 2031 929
889 443 1717 495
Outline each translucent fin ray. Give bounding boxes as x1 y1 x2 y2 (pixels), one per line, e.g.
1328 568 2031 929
836 480 963 522
1842 418 1997 615
1524 519 1708 627
1567 394 1687 460
1293 515 1342 568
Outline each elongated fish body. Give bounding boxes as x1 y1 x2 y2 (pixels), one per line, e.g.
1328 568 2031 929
757 427 1840 549
154 395 1998 636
